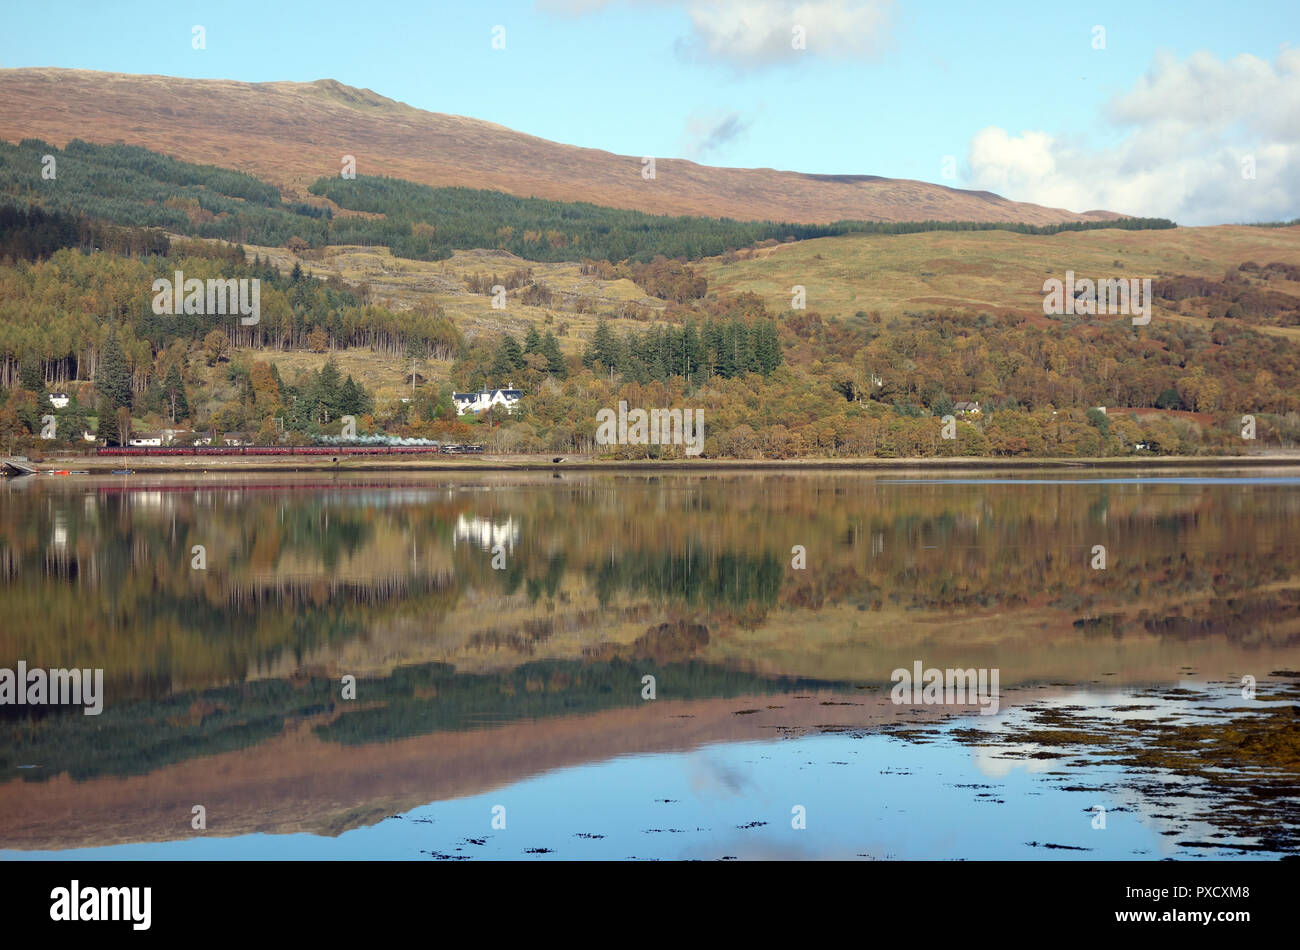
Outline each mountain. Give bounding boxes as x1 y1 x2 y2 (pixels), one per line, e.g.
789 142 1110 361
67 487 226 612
0 68 1122 226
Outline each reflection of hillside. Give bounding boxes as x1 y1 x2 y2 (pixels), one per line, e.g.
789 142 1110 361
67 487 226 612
0 685 1053 852
0 660 849 784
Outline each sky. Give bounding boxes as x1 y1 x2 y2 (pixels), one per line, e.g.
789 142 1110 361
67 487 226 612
1 0 1298 224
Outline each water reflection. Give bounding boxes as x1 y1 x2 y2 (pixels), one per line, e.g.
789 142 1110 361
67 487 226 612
1 472 1298 857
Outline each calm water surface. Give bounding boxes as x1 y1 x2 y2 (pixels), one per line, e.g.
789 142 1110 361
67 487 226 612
2 471 1298 859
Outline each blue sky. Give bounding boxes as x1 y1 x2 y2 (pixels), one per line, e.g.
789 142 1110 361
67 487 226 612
2 0 1298 222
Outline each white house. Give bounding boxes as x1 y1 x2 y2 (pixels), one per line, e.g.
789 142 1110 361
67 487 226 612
128 434 163 447
453 386 523 417
49 392 70 409
954 401 981 416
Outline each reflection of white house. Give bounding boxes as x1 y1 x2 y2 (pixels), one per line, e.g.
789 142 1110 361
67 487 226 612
49 392 70 409
453 514 520 553
453 386 522 416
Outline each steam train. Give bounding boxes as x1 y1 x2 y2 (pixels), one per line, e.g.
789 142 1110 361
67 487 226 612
96 444 482 457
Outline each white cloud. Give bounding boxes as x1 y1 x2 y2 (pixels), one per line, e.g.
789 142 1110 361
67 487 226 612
680 0 894 68
966 50 1300 225
537 0 895 69
535 0 617 14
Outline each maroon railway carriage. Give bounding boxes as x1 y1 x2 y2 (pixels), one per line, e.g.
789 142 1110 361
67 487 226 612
95 444 478 457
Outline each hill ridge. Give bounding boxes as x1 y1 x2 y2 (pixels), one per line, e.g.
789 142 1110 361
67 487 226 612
0 67 1122 227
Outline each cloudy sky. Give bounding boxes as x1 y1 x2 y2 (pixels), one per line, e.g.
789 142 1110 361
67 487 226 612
2 0 1297 223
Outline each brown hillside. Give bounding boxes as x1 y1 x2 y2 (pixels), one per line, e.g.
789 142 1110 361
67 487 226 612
0 68 1124 226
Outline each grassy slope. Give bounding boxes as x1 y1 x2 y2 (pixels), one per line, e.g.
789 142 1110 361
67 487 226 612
698 224 1300 333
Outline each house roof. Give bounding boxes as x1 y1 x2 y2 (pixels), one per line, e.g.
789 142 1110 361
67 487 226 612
454 388 523 399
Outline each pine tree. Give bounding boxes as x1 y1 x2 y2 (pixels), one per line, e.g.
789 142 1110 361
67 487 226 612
96 325 133 410
95 403 120 446
541 331 567 378
584 318 621 374
18 355 43 392
500 333 525 370
340 375 370 415
677 321 701 380
753 320 782 374
317 358 342 416
523 325 542 355
489 343 516 385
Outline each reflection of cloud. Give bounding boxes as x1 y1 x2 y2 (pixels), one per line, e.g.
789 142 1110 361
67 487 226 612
966 50 1300 224
970 746 1059 779
687 753 751 797
683 111 751 158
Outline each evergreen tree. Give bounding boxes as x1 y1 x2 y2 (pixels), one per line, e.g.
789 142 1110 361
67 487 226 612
501 333 525 370
489 342 517 384
18 355 43 392
523 325 542 355
541 331 567 378
339 375 371 416
752 320 782 374
96 325 133 410
676 321 702 380
584 318 622 374
317 358 342 416
58 396 91 444
96 402 121 445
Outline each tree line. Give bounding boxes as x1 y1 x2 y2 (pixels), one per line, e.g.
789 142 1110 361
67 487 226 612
3 137 1175 269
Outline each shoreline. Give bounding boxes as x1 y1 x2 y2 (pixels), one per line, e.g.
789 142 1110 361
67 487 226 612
8 452 1300 475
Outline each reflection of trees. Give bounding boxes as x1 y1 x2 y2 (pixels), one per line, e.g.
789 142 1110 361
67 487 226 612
4 476 1300 694
0 675 334 782
0 488 468 691
279 503 374 570
590 548 784 610
0 659 849 783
